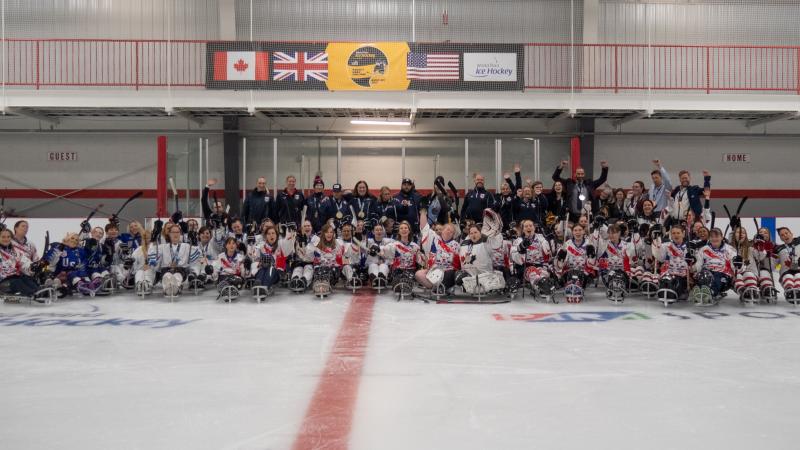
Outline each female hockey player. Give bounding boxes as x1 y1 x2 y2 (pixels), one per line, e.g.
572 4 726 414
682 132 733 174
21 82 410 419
308 223 350 297
510 219 554 299
11 220 38 263
751 227 779 301
416 207 461 295
652 224 690 304
150 224 199 298
214 237 249 301
349 180 379 223
288 220 319 292
596 224 637 303
729 227 766 303
45 232 91 298
363 223 394 290
251 225 295 294
0 228 46 302
776 227 800 303
554 223 596 303
456 210 505 297
691 228 736 305
382 221 421 297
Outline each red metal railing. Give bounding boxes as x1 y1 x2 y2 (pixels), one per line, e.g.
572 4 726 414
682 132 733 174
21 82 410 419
524 43 800 93
3 39 206 89
2 39 800 93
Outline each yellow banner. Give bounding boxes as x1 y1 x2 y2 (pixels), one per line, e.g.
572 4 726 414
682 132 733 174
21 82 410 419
325 42 410 91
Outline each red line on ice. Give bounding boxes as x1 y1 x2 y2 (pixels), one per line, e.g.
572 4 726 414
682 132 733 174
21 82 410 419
291 291 377 450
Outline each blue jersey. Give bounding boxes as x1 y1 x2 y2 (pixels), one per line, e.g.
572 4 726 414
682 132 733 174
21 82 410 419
45 244 88 278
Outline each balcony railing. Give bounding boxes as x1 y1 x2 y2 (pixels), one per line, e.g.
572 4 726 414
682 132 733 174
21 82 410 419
2 39 799 94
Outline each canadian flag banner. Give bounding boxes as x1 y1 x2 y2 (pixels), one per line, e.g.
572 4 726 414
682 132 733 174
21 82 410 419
213 51 269 81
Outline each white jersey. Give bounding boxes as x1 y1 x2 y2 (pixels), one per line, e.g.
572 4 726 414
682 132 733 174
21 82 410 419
364 237 394 266
510 233 551 267
459 234 503 274
597 239 637 273
557 239 595 275
382 240 421 271
420 223 460 271
0 244 32 280
12 237 38 263
654 239 689 277
214 251 247 277
148 242 198 270
777 238 800 275
694 243 736 277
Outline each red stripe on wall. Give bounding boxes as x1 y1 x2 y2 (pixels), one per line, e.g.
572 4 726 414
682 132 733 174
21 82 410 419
1 188 799 200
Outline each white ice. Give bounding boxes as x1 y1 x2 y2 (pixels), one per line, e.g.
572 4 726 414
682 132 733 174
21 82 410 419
2 289 800 450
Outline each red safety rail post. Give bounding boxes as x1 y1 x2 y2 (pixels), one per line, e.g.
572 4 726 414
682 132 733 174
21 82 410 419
135 41 140 90
157 136 168 218
797 47 800 95
35 40 40 90
706 46 711 94
570 137 581 178
613 45 619 93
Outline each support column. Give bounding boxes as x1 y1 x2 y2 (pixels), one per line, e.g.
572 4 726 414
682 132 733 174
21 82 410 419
223 117 241 216
156 136 167 218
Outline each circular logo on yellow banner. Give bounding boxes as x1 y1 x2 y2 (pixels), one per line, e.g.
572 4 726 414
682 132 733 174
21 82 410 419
347 46 389 88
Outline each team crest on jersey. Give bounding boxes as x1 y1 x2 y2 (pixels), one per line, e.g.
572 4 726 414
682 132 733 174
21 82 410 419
480 193 485 199
294 194 300 199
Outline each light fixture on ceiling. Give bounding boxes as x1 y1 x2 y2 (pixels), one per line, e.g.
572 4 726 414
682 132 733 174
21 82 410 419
350 119 411 126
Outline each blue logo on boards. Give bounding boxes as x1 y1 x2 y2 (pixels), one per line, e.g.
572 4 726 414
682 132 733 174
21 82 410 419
0 304 201 329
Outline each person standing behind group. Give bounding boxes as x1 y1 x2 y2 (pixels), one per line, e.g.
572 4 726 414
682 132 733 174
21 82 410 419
552 159 609 223
461 173 496 224
276 175 305 227
242 177 275 228
647 160 672 216
395 178 421 232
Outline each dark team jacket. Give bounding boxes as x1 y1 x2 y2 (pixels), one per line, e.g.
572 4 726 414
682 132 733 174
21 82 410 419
461 187 496 223
345 193 380 223
242 189 275 226
376 198 408 223
513 195 548 226
276 189 306 226
394 190 422 228
305 193 331 232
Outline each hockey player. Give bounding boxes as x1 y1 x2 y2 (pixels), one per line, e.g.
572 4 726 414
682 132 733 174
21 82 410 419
289 220 319 292
338 223 365 290
45 232 90 298
752 227 779 300
133 231 155 296
188 226 218 291
510 219 554 298
363 223 394 290
11 220 38 263
691 228 736 304
214 237 249 301
729 227 763 303
652 224 690 303
554 223 597 303
251 225 295 294
0 228 46 301
308 223 351 297
150 224 199 298
416 207 461 294
776 227 800 302
596 224 637 302
382 221 421 296
456 211 505 296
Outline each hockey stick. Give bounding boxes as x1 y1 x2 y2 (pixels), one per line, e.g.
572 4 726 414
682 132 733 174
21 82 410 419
113 190 143 218
168 177 179 213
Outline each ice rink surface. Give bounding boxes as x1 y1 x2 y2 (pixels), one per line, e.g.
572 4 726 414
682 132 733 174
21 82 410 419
2 289 800 450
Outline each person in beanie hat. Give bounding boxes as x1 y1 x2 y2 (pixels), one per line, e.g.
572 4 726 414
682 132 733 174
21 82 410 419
305 175 331 232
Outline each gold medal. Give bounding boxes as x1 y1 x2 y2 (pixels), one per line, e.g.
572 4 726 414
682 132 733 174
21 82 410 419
358 211 365 219
336 211 343 220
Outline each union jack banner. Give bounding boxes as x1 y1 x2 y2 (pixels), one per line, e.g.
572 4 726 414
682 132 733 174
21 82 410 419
272 51 328 82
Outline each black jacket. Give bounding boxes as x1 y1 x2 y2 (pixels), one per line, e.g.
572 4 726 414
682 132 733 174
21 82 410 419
552 166 609 216
461 187 496 223
276 189 306 226
242 189 275 226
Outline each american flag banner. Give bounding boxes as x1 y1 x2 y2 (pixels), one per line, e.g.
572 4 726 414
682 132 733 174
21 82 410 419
272 51 329 82
406 52 460 80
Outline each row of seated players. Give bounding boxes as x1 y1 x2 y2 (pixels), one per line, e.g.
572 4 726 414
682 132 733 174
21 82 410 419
2 209 800 305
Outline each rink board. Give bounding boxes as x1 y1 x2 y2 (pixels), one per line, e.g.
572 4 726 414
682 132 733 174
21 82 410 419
2 290 800 450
